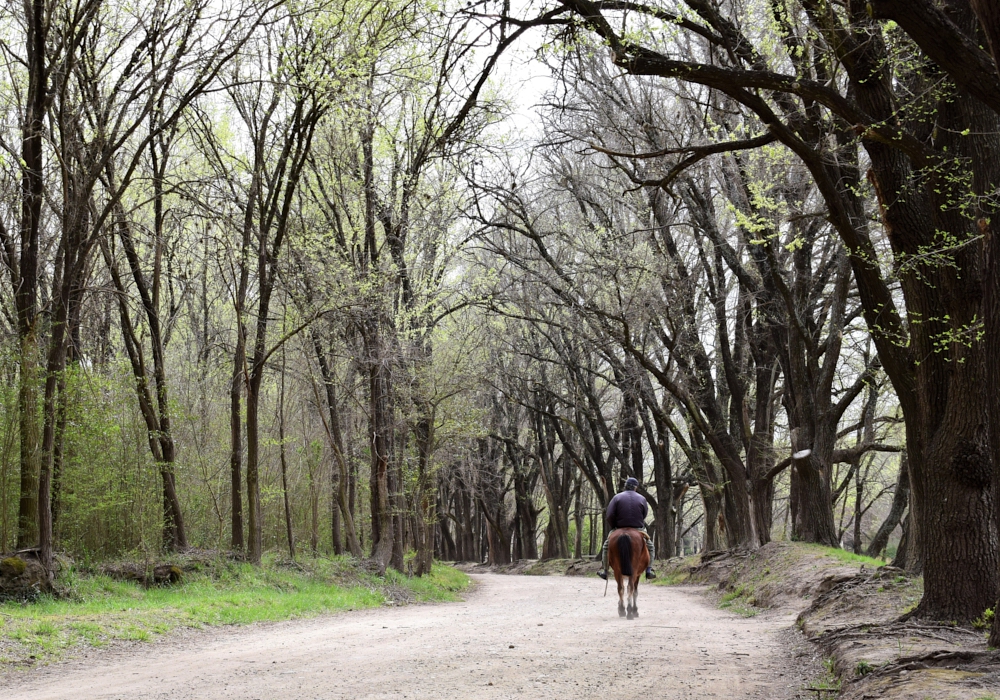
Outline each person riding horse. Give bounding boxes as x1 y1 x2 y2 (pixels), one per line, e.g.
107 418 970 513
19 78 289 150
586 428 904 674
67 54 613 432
597 477 656 581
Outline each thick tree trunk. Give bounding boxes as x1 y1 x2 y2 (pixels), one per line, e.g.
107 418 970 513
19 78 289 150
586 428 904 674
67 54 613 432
721 470 755 550
484 514 512 565
700 483 725 552
650 429 674 559
790 455 838 546
848 1 998 621
982 211 1000 645
909 414 996 620
513 467 538 559
413 414 435 575
367 335 394 574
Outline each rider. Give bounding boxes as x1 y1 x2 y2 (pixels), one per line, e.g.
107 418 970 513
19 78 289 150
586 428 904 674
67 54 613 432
597 477 656 581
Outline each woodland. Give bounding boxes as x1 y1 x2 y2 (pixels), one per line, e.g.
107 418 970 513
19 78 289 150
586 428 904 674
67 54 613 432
1 0 1000 646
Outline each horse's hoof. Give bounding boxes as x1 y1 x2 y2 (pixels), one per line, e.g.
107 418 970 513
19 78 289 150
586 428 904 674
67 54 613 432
632 609 639 618
626 610 634 620
618 607 627 618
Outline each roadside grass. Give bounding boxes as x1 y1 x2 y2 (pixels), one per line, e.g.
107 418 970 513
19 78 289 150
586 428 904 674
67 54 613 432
651 555 700 587
651 543 898 620
0 555 468 666
718 584 761 618
799 543 886 569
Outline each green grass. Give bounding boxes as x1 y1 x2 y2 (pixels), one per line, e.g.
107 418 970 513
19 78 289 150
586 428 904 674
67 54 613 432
805 657 842 697
718 584 761 617
801 543 886 568
653 569 691 586
0 555 469 666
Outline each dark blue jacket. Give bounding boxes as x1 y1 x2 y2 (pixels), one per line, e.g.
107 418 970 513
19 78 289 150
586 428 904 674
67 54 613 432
606 490 648 529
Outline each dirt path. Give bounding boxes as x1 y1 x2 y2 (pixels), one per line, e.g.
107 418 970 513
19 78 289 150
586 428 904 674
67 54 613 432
1 574 823 699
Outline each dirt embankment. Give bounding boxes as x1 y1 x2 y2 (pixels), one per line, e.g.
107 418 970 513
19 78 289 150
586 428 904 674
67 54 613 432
665 542 1000 700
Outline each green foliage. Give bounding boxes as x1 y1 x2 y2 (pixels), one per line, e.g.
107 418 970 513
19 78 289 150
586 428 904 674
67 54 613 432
0 557 468 665
854 659 874 676
973 607 995 630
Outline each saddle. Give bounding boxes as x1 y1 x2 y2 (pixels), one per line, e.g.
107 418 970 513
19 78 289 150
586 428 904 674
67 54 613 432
615 527 651 543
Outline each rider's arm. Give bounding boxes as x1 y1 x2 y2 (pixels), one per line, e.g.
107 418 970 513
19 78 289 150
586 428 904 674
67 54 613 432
606 497 617 529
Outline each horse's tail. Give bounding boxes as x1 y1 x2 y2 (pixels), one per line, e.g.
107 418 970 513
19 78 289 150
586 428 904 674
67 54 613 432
618 532 633 577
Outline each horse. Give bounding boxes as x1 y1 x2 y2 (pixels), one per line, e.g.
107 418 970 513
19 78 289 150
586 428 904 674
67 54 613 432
608 528 650 620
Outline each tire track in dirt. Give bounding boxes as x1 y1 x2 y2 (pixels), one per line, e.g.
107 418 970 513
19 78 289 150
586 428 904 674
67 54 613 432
1 573 823 699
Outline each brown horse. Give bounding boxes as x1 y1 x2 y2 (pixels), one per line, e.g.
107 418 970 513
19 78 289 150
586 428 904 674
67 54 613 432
608 528 650 619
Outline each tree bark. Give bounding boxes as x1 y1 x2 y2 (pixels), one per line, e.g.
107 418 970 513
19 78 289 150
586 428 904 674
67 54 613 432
366 326 395 574
279 352 295 559
312 336 361 557
867 454 909 558
14 0 46 551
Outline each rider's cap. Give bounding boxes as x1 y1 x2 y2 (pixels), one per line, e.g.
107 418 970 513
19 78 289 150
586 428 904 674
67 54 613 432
624 477 639 490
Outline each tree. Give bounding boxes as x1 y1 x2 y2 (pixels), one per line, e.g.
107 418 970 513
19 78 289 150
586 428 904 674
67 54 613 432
499 0 1000 622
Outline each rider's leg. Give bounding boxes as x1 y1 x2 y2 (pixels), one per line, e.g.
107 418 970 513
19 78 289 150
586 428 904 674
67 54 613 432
597 531 612 580
641 526 657 579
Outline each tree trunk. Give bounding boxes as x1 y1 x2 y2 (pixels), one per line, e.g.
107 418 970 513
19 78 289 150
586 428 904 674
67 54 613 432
650 428 674 559
572 476 583 558
245 373 264 563
15 0 45 551
484 514 512 565
16 342 39 550
279 360 295 559
790 444 839 546
229 311 246 553
312 335 360 557
867 454 909 558
328 471 339 555
413 414 435 575
367 329 394 574
700 482 725 552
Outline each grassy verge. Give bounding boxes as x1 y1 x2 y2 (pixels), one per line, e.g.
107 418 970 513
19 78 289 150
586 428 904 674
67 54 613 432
797 543 886 569
651 543 898 619
0 555 469 667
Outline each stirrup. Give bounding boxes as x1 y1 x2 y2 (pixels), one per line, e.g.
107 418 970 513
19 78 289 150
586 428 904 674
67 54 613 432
645 567 657 580
597 569 608 580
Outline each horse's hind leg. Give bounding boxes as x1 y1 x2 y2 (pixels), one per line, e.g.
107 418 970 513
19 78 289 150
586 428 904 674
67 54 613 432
617 578 627 617
631 578 639 618
626 579 636 620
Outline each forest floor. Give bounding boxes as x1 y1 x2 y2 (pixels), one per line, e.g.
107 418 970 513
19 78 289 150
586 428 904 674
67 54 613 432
0 571 827 699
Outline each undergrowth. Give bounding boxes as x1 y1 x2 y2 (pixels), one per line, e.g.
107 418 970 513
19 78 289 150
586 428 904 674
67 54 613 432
0 554 468 667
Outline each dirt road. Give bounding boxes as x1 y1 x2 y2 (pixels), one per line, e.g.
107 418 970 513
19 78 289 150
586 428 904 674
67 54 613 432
1 574 823 699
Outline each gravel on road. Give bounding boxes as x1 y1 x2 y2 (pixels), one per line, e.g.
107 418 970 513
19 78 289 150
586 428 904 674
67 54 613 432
0 573 824 699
